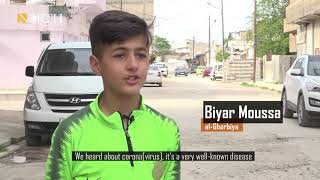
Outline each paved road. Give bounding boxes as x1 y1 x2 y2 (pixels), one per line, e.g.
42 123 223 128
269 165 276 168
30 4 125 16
1 75 320 180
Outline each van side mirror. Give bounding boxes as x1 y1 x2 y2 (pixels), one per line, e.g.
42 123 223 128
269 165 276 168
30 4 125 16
25 66 34 77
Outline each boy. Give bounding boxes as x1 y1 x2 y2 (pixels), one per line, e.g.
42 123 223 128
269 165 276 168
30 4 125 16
45 10 180 180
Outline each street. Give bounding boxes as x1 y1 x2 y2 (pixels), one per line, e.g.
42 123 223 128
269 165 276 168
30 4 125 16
1 75 320 180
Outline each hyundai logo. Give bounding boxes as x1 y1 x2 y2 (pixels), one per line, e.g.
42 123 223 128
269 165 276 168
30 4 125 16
69 97 81 104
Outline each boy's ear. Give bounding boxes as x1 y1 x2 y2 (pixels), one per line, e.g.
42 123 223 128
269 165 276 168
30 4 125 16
89 55 102 76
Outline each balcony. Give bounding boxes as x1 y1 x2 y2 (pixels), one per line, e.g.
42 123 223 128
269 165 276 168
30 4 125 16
283 18 298 33
286 0 320 24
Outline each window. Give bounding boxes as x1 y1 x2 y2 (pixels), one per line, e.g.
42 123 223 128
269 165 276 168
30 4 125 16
293 58 303 69
40 32 50 41
37 48 94 76
308 56 320 76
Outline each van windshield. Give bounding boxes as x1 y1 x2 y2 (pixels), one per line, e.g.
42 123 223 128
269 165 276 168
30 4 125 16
37 48 95 76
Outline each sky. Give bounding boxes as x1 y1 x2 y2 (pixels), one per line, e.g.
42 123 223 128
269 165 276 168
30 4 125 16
154 0 254 45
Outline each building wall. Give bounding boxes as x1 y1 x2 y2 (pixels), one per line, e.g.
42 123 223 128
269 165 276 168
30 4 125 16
0 3 103 88
0 30 47 87
306 23 313 55
289 33 297 53
295 20 320 55
297 24 306 55
314 19 320 55
106 0 154 26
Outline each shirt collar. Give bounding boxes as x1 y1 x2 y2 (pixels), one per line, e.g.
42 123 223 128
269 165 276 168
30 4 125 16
90 92 146 129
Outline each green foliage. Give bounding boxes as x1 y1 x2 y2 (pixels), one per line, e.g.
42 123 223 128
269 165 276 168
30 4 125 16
151 36 171 58
248 0 289 57
150 55 156 64
216 50 230 62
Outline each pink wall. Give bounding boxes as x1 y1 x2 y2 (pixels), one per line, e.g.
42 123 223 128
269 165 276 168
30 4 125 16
0 3 103 89
0 30 50 88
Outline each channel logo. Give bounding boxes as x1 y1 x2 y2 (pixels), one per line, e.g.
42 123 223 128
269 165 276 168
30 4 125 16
17 12 28 24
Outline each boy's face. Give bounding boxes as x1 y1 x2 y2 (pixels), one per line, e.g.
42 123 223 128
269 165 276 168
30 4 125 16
90 35 150 96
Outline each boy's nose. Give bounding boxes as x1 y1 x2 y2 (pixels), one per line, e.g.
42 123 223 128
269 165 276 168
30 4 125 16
126 53 138 70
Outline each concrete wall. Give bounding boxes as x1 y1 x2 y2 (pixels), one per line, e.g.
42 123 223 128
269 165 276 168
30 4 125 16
306 23 313 55
263 55 296 83
224 59 261 82
289 33 297 53
314 19 320 54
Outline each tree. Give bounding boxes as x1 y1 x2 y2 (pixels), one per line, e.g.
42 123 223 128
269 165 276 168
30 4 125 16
248 0 289 57
215 50 230 62
151 36 171 61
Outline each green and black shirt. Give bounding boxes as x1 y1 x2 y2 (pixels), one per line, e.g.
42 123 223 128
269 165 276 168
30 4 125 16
45 93 180 180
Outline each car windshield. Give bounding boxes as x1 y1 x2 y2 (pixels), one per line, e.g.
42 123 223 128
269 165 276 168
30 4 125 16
176 67 184 70
149 66 158 71
37 48 94 76
308 57 320 76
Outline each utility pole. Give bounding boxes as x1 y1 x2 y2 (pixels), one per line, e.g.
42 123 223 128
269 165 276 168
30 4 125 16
253 0 257 83
192 36 195 63
221 0 225 63
143 0 146 20
120 0 123 11
209 16 211 66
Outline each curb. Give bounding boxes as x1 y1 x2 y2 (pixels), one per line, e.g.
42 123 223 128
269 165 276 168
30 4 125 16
0 140 25 159
0 136 25 159
241 82 283 93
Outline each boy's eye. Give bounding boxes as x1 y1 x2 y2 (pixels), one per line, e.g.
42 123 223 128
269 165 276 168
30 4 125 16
113 54 125 59
136 53 147 59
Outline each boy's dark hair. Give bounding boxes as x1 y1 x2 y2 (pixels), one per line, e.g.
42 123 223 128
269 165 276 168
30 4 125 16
89 10 153 58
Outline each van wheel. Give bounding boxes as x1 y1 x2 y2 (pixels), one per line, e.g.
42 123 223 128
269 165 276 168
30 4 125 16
297 95 311 127
159 83 162 87
282 90 294 118
25 127 41 146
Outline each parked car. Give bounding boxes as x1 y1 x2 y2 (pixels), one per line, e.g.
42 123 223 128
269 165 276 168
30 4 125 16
190 64 198 74
154 62 168 77
203 67 213 77
145 65 163 87
196 66 205 76
175 66 189 76
282 55 320 126
24 42 103 146
210 63 224 80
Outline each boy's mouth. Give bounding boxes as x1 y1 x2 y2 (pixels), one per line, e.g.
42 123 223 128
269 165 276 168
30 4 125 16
125 75 140 85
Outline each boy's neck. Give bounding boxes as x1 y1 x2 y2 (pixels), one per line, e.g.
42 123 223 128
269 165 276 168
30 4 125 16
98 91 141 117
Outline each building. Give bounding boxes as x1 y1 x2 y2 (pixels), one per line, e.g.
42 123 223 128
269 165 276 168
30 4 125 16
225 31 253 60
0 0 105 88
106 0 154 29
171 39 210 65
284 0 320 55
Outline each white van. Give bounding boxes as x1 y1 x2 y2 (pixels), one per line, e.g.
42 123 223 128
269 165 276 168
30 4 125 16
154 62 168 77
24 42 103 146
210 62 224 81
